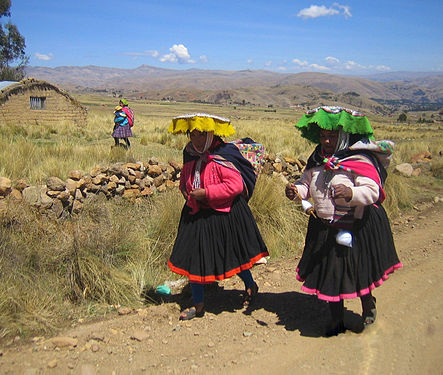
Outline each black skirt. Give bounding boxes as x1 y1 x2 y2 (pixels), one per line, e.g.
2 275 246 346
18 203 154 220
296 203 402 301
168 196 268 283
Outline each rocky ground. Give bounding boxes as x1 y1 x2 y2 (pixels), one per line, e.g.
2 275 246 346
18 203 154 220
0 200 442 375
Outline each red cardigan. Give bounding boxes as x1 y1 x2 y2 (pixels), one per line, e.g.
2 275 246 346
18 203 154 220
180 157 244 214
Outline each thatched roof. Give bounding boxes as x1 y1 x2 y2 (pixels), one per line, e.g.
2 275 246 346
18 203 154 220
0 78 85 109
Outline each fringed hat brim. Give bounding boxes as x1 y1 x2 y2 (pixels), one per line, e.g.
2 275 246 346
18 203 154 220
295 106 374 143
168 113 236 137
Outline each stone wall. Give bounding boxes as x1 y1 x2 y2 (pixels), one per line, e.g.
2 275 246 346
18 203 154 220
0 154 305 219
0 151 438 219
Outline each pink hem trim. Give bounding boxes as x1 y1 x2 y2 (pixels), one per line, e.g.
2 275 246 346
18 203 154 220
296 262 403 302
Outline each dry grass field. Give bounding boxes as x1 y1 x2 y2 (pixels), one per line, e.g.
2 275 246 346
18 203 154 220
0 95 442 339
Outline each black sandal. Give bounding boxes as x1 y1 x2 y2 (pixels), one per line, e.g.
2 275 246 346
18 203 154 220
179 307 205 321
362 296 377 326
243 282 259 307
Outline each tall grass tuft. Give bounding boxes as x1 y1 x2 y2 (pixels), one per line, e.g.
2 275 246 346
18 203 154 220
249 175 307 258
0 194 180 336
430 158 443 178
383 171 412 218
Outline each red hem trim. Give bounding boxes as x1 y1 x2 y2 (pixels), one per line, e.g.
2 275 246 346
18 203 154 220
168 252 269 284
296 262 403 302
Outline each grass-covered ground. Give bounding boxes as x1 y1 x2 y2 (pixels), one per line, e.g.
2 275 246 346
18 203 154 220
0 97 441 338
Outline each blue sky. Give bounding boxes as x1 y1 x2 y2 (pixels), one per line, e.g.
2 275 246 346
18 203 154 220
7 0 443 74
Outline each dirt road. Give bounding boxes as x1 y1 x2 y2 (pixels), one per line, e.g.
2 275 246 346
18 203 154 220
1 202 442 375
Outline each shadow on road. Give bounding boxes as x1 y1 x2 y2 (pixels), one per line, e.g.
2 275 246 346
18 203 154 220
144 283 364 337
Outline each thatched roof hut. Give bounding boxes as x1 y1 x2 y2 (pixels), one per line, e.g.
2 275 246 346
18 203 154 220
0 78 87 126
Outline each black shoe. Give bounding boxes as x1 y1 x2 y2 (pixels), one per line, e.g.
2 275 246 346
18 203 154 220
243 282 259 307
179 306 205 321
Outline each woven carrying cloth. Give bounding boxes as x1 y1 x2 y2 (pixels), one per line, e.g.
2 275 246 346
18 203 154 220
295 106 374 144
230 138 265 176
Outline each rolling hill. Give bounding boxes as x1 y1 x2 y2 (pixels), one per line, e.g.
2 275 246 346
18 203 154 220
25 65 443 113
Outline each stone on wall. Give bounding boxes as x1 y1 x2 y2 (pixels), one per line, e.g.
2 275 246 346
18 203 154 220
148 165 162 177
68 170 83 180
394 163 414 177
14 179 28 191
46 177 66 191
0 177 12 196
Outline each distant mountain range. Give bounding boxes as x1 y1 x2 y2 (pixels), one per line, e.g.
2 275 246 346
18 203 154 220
25 65 443 113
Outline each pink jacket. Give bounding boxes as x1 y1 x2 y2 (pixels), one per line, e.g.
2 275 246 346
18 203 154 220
180 158 244 214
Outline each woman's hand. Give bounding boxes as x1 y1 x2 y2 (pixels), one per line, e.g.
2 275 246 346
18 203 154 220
190 188 207 202
285 183 299 201
331 184 353 202
181 189 189 200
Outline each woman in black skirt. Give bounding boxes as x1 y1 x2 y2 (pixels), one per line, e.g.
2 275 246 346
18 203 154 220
285 106 402 336
168 113 268 320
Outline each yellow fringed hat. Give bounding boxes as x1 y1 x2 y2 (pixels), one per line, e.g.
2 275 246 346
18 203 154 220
168 113 236 137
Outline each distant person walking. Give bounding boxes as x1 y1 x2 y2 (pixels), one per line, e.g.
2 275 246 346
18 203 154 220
112 99 133 149
285 106 402 336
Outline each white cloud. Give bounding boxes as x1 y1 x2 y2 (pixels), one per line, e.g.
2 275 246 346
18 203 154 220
126 44 205 65
160 44 195 64
297 3 351 19
325 56 340 64
341 60 392 72
278 66 287 71
265 61 273 67
291 58 330 71
159 53 177 63
247 59 254 64
292 58 309 66
297 5 338 19
334 3 352 18
125 50 159 58
35 52 53 61
344 60 365 70
374 65 391 72
310 63 330 70
289 56 390 73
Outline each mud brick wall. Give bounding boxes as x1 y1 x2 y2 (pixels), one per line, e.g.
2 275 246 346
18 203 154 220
0 83 87 126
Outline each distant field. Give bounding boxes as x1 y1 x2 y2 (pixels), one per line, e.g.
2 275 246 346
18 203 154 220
2 94 441 183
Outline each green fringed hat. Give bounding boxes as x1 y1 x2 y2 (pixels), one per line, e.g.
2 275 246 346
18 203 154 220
295 106 374 143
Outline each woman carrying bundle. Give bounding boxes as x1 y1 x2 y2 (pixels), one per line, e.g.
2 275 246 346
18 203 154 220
285 106 402 336
168 113 268 320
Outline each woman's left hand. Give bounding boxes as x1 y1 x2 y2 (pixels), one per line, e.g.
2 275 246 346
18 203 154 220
190 188 207 202
331 184 353 202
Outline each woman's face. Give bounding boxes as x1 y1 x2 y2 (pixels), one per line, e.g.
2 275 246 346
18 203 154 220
319 129 339 155
189 130 208 152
